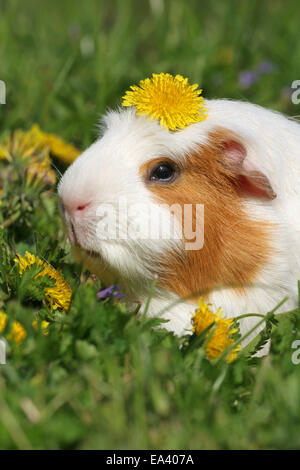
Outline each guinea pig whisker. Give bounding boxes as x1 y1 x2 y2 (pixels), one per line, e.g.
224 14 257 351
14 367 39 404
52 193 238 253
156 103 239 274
50 161 63 179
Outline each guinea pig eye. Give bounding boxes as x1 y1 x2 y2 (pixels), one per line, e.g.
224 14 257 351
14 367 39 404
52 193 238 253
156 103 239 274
149 162 177 183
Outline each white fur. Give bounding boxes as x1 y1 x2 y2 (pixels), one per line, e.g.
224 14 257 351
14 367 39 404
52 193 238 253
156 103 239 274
58 100 300 349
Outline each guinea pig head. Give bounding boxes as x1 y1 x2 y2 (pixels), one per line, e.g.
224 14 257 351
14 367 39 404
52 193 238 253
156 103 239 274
58 108 187 293
58 106 276 298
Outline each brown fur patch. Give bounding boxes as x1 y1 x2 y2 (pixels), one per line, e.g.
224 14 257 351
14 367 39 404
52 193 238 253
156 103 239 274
139 128 274 299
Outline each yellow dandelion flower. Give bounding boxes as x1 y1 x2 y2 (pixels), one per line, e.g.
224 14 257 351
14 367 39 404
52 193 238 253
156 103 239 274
27 153 56 186
32 319 50 336
192 298 241 363
7 321 27 344
25 124 80 164
0 138 11 160
14 251 72 312
0 311 6 332
0 127 56 186
0 311 26 345
0 124 80 169
0 128 40 160
122 73 207 131
38 131 81 164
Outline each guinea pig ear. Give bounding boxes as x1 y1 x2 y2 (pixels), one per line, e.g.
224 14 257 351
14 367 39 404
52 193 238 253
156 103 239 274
221 139 276 200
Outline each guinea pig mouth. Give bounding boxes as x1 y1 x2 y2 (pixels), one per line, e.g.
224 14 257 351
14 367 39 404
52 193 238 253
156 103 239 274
85 249 101 259
70 222 80 246
62 215 80 247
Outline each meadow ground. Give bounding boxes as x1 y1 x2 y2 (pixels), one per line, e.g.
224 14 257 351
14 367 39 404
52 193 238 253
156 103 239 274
0 0 300 450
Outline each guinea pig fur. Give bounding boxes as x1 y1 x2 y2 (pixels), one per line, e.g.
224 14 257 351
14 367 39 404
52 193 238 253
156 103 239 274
58 99 300 347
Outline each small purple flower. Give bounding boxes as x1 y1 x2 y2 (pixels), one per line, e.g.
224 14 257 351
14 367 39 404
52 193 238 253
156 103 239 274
238 71 259 89
97 284 125 300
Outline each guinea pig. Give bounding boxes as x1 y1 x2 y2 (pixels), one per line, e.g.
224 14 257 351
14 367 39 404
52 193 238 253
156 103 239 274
58 97 300 347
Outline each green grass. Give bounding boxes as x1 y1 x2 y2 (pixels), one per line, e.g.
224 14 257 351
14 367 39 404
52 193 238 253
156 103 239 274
1 0 300 450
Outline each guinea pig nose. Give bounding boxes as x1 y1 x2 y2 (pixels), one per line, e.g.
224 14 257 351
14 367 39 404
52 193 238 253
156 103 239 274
60 199 91 218
75 202 90 213
76 203 89 211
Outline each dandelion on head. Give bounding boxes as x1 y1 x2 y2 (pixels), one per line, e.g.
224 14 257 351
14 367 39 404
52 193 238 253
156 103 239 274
122 73 207 131
192 298 241 363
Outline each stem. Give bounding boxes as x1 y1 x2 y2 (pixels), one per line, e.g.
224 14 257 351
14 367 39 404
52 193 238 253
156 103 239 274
212 316 266 365
2 211 21 229
234 313 265 321
142 278 157 318
212 297 289 364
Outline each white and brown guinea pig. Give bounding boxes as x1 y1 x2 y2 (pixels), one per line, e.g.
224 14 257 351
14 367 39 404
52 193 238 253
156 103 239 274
58 98 300 345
